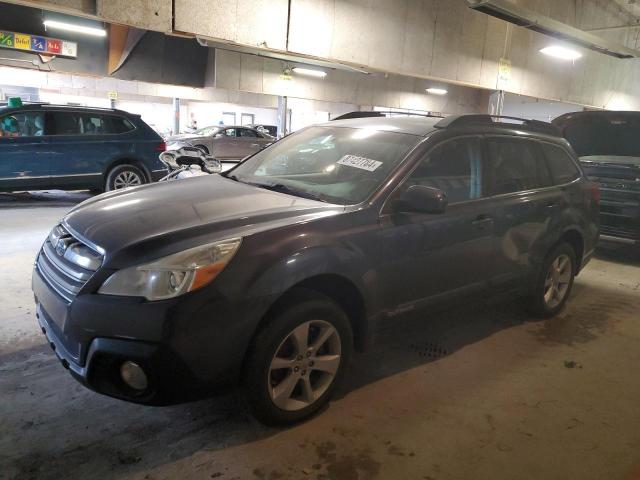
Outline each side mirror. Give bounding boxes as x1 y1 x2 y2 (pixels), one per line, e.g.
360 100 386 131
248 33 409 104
202 155 223 174
396 185 447 214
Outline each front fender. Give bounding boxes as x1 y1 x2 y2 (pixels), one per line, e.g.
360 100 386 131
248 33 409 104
247 244 370 306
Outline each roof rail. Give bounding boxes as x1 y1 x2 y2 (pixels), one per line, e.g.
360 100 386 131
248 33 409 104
435 114 561 136
332 111 445 121
0 101 49 106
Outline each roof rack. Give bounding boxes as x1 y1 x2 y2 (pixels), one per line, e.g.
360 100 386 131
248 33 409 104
435 115 560 136
332 111 445 121
0 101 49 107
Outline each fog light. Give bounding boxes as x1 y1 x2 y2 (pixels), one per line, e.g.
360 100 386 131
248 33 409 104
120 361 148 391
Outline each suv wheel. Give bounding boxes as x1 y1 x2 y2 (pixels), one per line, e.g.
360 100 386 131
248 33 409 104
105 165 146 191
243 289 353 425
528 242 576 318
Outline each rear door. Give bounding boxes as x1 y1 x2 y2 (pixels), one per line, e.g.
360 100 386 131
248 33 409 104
48 111 125 188
0 110 50 190
485 136 562 283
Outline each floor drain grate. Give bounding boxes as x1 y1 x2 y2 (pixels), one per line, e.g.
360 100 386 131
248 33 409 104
409 341 449 359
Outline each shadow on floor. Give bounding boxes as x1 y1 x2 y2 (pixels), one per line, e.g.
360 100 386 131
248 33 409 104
595 242 640 267
0 190 93 209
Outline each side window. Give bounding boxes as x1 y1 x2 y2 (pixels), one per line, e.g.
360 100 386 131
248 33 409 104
487 138 551 195
77 114 107 135
51 112 82 135
238 128 258 138
224 128 236 137
0 112 45 137
109 116 135 134
541 143 581 184
405 137 483 204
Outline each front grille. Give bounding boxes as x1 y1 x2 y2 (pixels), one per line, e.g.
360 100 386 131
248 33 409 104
36 225 103 302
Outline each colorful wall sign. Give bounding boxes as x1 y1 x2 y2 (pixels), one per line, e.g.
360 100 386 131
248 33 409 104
0 30 77 58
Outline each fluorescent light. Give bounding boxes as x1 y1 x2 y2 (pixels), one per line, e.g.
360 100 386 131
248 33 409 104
540 46 582 61
292 67 327 78
43 20 107 37
426 88 448 95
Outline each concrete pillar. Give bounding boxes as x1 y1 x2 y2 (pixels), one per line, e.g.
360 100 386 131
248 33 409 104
173 97 180 135
277 96 288 138
488 91 505 116
109 98 116 109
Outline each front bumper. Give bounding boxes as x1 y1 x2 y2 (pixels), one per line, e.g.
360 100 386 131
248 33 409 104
32 266 260 404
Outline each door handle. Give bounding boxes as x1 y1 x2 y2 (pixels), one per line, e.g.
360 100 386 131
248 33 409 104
472 214 494 227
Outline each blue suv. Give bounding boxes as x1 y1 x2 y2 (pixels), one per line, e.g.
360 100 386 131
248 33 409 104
0 103 167 192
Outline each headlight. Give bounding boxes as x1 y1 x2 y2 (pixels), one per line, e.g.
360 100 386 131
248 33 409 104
98 238 241 301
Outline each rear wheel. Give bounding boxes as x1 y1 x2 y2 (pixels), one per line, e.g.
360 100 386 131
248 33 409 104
243 290 353 425
527 242 576 318
105 164 146 191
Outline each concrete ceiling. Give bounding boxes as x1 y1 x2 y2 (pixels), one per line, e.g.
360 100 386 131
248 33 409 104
612 0 640 21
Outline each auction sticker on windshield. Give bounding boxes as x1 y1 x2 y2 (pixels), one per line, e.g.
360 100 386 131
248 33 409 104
337 155 382 172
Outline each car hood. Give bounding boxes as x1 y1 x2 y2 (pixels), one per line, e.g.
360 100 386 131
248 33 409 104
63 175 342 265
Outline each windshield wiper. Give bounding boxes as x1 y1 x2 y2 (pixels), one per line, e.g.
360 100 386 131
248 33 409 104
252 182 327 202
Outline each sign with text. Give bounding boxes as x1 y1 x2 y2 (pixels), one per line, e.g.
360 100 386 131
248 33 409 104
0 30 77 58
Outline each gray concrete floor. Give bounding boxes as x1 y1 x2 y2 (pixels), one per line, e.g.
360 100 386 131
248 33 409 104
1 191 639 480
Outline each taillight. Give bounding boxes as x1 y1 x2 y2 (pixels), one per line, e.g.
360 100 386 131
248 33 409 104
590 182 601 203
154 141 166 152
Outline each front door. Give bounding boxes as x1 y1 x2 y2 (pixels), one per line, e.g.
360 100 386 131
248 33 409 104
236 128 264 158
378 136 498 312
0 110 50 191
212 128 240 159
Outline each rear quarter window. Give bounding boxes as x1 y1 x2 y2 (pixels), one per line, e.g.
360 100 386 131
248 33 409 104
108 116 135 134
540 143 581 185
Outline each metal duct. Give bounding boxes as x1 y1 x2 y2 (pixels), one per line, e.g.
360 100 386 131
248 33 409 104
466 0 640 59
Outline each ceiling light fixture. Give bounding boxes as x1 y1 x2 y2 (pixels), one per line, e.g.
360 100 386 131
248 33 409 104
426 88 448 95
43 20 107 37
540 45 582 61
292 67 327 78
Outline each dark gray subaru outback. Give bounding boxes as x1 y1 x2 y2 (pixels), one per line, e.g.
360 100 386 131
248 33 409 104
33 114 599 424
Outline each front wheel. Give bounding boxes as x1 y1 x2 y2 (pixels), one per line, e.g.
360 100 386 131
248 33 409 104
527 242 576 318
105 164 146 191
243 290 353 425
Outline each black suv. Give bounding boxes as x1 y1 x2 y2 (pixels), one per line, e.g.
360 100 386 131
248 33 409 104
0 104 167 192
554 111 640 245
32 114 599 424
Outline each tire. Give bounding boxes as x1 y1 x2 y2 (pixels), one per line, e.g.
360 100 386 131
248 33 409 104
243 289 353 425
105 164 146 191
527 242 577 318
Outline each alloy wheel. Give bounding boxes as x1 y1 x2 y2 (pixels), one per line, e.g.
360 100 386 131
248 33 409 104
113 170 142 189
268 320 341 411
543 253 572 309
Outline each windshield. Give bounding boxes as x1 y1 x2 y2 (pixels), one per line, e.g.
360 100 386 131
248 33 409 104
194 126 220 136
226 126 420 204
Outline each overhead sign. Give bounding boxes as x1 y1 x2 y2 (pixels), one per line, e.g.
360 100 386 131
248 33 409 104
497 57 511 90
0 30 77 58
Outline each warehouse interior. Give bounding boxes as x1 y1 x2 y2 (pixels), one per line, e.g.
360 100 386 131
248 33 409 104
1 1 640 479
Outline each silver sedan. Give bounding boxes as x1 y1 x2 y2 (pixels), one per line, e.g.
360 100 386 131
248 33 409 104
166 125 273 161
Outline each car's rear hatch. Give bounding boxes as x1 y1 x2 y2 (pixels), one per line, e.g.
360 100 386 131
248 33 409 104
553 112 640 243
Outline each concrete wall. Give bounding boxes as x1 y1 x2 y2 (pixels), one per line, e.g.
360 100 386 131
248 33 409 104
5 0 640 109
214 49 487 115
176 0 640 109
